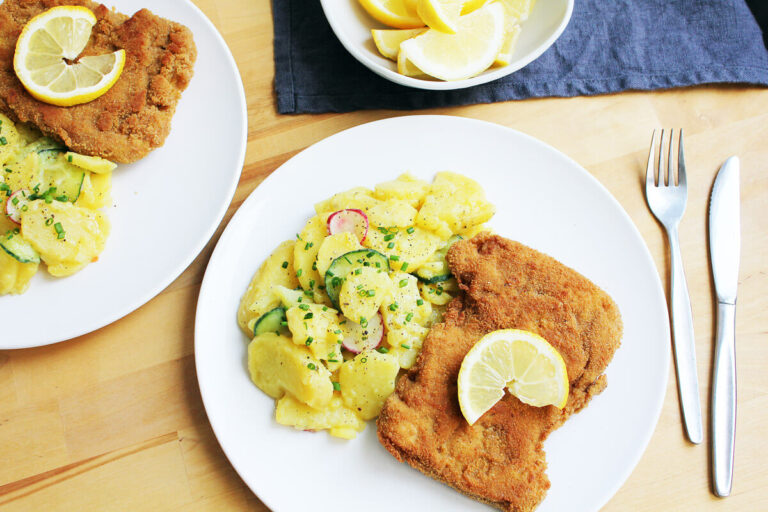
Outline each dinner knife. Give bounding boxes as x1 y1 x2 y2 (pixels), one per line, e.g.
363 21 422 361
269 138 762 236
708 156 741 498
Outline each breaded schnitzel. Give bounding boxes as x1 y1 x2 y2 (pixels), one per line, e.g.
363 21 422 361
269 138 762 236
0 0 196 163
377 233 622 512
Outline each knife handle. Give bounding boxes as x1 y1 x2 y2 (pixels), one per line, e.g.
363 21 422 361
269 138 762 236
712 301 737 497
668 229 703 444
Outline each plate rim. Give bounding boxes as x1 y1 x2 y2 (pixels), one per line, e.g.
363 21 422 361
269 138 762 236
195 115 670 511
318 0 574 90
0 0 248 350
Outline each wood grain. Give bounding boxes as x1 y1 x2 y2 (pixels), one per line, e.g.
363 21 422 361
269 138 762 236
0 0 766 510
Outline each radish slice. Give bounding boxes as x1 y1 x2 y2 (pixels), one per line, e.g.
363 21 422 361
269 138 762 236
341 313 383 353
327 209 368 243
5 189 29 224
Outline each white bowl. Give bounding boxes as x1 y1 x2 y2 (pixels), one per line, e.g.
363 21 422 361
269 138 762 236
319 0 574 90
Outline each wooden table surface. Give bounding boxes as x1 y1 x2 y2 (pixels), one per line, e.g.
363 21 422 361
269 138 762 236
1 0 767 510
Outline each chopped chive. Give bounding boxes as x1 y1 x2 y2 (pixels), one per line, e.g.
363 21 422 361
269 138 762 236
312 261 317 271
328 359 339 363
305 337 314 345
400 262 409 271
280 320 288 326
360 317 368 328
366 289 375 297
401 344 411 349
11 196 18 205
304 312 313 319
299 303 310 311
322 306 328 311
67 155 73 162
307 363 317 370
296 269 303 277
0 137 6 145
383 234 395 241
309 279 315 288
356 284 364 290
333 329 341 334
406 227 415 234
390 255 400 261
387 242 395 249
281 261 288 269
399 279 408 288
366 251 375 258
354 268 362 275
360 357 368 363
378 226 389 234
405 312 414 322
417 299 424 306
388 302 398 311
45 218 53 226
332 381 341 391
54 222 65 239
376 347 389 354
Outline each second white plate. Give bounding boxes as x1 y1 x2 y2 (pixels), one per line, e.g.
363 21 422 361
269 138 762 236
196 116 669 512
0 0 247 349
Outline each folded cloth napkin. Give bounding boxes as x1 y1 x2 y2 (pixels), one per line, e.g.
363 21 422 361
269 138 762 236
273 0 768 114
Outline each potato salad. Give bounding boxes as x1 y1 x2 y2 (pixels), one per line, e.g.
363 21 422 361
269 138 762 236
0 114 115 295
238 172 495 439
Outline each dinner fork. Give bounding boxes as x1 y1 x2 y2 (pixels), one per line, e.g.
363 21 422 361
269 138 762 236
645 129 703 444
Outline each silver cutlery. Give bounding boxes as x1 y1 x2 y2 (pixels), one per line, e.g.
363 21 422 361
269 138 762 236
708 156 741 497
645 129 703 444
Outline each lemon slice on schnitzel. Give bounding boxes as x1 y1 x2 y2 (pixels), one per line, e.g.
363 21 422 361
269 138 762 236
458 329 569 425
14 6 125 107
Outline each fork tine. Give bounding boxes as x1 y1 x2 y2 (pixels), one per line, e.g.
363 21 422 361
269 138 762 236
678 129 687 188
668 128 675 186
646 129 657 190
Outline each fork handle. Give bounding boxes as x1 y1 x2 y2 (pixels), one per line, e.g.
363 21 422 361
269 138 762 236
712 301 736 497
668 228 703 444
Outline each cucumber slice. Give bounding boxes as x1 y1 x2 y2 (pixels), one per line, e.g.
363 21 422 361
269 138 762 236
0 231 40 264
416 235 463 284
35 149 85 202
324 249 390 308
253 307 288 337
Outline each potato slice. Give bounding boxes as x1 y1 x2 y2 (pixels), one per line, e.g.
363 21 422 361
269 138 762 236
372 172 430 208
286 303 342 363
21 200 109 277
339 350 400 420
248 333 333 410
338 266 392 323
237 240 299 336
275 394 365 438
0 245 38 295
294 214 331 304
316 232 361 277
416 171 495 238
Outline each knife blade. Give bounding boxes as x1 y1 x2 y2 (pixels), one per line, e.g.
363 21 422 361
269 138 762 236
709 156 741 303
708 156 740 498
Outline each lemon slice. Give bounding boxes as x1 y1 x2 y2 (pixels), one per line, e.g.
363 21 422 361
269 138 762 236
494 24 521 66
13 6 125 107
416 0 464 34
400 2 506 81
358 0 425 29
457 329 569 425
372 28 425 60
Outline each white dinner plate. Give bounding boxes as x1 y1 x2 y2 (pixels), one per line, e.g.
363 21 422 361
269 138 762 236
195 116 669 511
319 0 573 90
0 0 246 349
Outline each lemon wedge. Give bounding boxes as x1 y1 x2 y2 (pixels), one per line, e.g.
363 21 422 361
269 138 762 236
416 0 464 34
499 0 536 21
396 50 427 76
358 0 425 29
461 0 489 14
400 2 506 81
13 6 125 107
494 24 521 66
457 329 569 425
372 28 425 60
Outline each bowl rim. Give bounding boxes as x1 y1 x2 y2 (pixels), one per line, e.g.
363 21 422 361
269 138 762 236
319 0 575 91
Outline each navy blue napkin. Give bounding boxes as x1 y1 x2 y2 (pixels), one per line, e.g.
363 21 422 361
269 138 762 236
273 0 768 114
